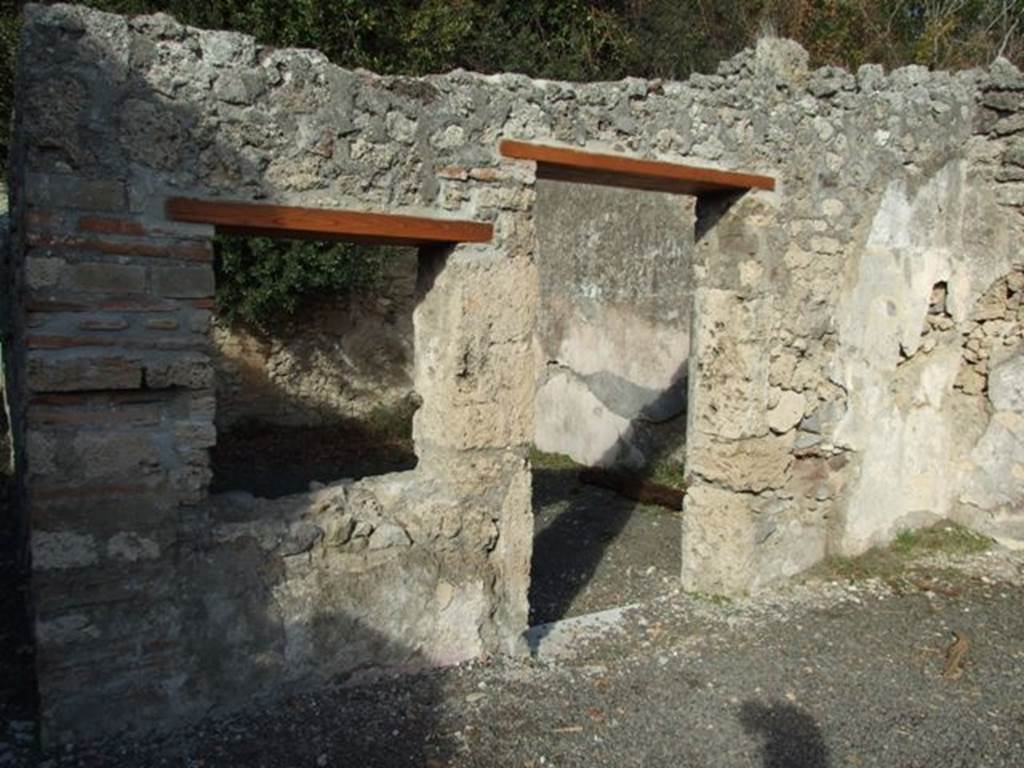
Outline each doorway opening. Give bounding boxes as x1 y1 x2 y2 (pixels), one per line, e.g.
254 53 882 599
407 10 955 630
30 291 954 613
528 179 693 626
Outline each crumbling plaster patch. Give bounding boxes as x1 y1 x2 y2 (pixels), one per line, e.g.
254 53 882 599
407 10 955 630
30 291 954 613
833 161 1023 554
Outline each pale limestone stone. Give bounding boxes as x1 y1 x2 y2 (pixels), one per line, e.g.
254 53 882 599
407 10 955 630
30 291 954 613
368 523 411 550
989 354 1024 412
767 390 806 434
33 531 99 570
681 483 755 595
688 290 774 441
962 411 1024 521
106 532 160 562
688 432 794 493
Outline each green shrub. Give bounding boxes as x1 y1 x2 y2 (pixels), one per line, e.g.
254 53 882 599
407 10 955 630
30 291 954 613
213 237 391 331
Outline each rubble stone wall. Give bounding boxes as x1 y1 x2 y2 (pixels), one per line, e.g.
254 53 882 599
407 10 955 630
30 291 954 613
9 1 1024 740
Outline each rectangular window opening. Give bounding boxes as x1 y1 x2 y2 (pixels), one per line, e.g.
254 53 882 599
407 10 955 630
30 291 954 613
209 234 419 499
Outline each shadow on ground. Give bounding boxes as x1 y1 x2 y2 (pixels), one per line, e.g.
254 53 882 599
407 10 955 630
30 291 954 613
740 701 831 768
528 362 688 628
529 467 680 625
210 420 418 498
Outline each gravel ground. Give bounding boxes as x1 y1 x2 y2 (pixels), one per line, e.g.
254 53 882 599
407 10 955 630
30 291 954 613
530 468 681 624
9 546 1023 767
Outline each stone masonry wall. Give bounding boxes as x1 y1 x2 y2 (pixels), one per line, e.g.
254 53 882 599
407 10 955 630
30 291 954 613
10 1 1024 740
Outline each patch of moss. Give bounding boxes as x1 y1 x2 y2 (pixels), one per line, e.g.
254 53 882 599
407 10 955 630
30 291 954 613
528 447 583 472
647 460 687 490
890 523 992 557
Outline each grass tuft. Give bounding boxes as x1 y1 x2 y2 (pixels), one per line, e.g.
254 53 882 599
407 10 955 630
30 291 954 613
809 522 994 586
528 447 584 472
647 460 687 490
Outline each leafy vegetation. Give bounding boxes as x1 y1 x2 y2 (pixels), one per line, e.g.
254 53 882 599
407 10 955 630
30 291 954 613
212 236 392 331
4 0 1024 164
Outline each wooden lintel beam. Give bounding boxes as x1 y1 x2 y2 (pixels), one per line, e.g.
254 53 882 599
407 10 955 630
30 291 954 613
499 139 775 195
166 198 494 245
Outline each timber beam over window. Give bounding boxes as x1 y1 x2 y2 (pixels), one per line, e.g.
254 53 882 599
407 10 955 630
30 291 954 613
499 139 775 195
165 198 494 246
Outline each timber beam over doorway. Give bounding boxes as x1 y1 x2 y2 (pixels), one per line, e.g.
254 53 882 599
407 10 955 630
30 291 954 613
166 198 494 246
499 139 775 195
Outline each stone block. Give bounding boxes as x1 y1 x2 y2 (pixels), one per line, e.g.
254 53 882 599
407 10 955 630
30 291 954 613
681 483 756 595
27 355 143 392
26 174 127 212
174 420 217 448
688 432 794 493
106 532 161 562
67 263 146 294
33 531 99 571
71 432 161 481
989 354 1024 412
151 266 215 298
145 354 214 389
26 256 66 289
26 430 58 477
767 389 805 434
689 290 774 441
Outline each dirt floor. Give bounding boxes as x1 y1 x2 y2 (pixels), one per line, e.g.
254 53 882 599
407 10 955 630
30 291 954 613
4 524 1022 767
530 467 680 625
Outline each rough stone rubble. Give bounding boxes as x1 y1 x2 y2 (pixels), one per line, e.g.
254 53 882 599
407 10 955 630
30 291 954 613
4 1 1024 740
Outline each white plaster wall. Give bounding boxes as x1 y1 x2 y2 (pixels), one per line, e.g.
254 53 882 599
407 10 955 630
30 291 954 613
833 160 1019 553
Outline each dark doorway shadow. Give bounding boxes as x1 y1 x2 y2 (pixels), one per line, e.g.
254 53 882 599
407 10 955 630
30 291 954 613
528 361 688 634
695 190 744 242
740 701 830 768
210 419 418 498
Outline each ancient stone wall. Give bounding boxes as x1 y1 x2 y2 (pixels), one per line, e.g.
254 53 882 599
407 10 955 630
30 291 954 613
10 1 1024 741
533 181 692 470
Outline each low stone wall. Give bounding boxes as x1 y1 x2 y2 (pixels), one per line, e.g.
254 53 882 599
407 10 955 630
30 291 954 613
212 249 417 430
